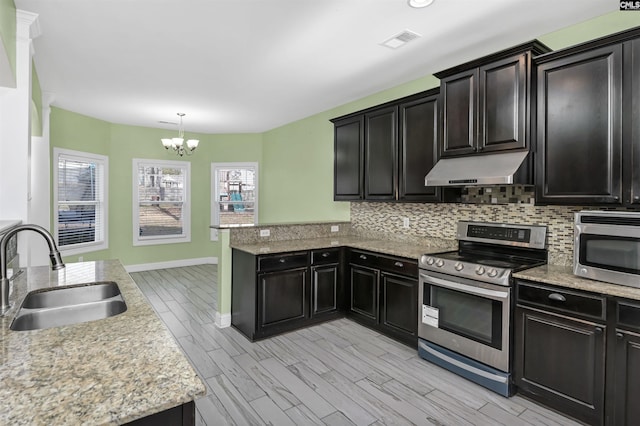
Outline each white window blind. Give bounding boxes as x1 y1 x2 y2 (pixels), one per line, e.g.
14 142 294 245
133 159 190 245
211 163 258 227
54 149 108 254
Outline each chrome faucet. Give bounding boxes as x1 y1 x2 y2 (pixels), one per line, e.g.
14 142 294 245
0 224 65 315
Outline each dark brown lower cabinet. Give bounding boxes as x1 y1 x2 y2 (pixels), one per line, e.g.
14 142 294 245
258 267 309 334
125 401 195 426
514 306 606 426
347 250 418 346
311 263 339 318
613 330 640 425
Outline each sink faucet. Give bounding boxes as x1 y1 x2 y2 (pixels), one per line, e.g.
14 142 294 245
0 224 65 315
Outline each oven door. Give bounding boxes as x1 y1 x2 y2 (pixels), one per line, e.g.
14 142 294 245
418 270 511 372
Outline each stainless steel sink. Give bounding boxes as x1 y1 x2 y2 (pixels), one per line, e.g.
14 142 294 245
10 282 127 331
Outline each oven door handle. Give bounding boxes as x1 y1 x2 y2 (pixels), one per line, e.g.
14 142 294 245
419 273 509 300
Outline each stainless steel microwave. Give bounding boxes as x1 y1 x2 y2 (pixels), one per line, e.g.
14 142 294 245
574 211 640 288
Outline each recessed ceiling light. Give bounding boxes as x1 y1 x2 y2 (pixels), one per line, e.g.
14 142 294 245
408 0 434 8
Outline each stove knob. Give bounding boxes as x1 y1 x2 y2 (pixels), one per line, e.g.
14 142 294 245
454 262 464 271
475 266 486 275
426 257 435 265
487 268 498 278
435 259 445 267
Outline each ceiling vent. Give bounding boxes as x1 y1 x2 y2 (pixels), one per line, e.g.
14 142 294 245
380 30 421 49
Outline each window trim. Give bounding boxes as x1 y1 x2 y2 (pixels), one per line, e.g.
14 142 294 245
132 158 191 246
53 148 109 255
211 162 259 227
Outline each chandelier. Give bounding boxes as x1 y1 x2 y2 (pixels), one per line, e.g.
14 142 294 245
161 113 199 156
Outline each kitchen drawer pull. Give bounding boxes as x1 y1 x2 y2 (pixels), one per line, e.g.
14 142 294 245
617 332 624 339
359 254 367 260
548 293 566 302
322 252 330 258
394 261 404 267
595 327 603 334
279 258 286 263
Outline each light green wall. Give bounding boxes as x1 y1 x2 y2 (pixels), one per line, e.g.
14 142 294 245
0 0 16 81
50 107 262 265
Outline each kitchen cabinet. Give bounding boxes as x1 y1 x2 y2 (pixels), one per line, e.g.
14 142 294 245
435 41 549 158
515 280 606 425
535 27 640 206
310 248 341 319
365 106 398 200
332 88 441 202
611 300 640 425
347 249 418 346
231 248 342 341
333 116 364 200
126 401 195 426
399 93 441 201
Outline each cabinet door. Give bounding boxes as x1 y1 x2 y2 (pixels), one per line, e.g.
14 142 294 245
515 307 605 426
349 265 379 324
535 44 623 205
440 68 478 157
629 39 640 206
379 273 417 345
334 116 364 200
258 268 309 334
365 106 397 200
479 53 527 153
613 329 640 426
311 264 338 317
399 94 440 202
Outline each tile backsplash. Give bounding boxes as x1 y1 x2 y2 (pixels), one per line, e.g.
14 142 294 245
351 202 585 266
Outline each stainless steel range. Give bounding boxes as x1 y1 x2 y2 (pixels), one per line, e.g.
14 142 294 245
418 221 547 397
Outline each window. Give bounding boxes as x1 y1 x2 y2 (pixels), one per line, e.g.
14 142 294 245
211 163 258 227
133 159 190 245
53 148 108 254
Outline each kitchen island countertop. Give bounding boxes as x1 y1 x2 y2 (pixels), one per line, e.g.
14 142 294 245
231 235 458 260
0 259 206 425
514 264 640 301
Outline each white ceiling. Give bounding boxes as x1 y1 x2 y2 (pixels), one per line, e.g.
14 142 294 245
15 0 618 134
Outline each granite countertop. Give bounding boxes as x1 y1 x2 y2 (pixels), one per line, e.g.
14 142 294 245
514 264 640 301
0 260 206 425
231 235 458 260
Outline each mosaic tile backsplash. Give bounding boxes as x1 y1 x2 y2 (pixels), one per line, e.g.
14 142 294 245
351 202 585 266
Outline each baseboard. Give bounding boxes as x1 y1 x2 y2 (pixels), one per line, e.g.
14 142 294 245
125 257 218 273
215 312 231 328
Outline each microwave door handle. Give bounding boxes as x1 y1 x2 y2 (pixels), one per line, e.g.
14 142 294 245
419 273 509 300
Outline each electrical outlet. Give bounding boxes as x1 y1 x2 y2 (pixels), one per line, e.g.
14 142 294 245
259 229 270 237
331 225 339 232
78 256 83 262
402 217 410 228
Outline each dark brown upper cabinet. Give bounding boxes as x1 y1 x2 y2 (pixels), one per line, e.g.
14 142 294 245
332 88 441 202
435 41 550 158
534 27 640 206
333 115 364 201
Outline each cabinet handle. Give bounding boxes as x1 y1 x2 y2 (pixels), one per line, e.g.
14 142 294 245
634 196 640 201
279 258 286 263
617 332 624 339
359 254 367 260
548 293 566 302
394 261 404 267
322 252 330 258
595 327 603 334
614 196 620 201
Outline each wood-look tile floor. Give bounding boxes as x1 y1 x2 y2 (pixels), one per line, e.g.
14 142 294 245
131 266 581 426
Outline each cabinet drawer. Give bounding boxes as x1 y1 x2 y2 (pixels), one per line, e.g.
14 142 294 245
516 280 605 321
349 250 378 268
311 248 341 265
258 252 309 272
377 255 417 278
617 299 640 333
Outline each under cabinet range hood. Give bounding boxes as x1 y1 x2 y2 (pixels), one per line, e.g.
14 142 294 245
425 151 529 187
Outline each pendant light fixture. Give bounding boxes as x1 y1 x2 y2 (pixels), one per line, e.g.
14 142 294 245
161 113 199 156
